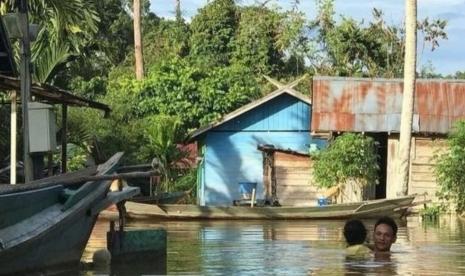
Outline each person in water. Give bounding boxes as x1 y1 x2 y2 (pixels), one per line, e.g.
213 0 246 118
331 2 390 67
343 219 372 257
373 216 398 253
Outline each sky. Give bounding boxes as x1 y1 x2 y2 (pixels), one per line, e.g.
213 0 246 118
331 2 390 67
150 0 465 75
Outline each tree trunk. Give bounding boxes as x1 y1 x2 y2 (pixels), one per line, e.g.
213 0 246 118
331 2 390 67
398 0 417 196
133 0 144 80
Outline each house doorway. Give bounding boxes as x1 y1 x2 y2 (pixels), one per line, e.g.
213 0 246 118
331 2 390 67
367 133 388 199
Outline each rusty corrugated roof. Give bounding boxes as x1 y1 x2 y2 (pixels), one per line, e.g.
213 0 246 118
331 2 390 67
312 76 465 134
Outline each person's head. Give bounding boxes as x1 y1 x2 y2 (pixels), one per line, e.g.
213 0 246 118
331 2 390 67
344 219 367 246
373 216 397 252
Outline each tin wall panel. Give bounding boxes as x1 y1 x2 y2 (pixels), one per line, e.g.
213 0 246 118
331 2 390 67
312 77 465 134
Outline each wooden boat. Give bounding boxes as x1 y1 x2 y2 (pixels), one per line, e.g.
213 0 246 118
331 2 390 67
124 195 416 220
129 189 192 205
0 152 140 275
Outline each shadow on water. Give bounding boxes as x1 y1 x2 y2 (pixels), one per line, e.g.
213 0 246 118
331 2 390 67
82 216 465 275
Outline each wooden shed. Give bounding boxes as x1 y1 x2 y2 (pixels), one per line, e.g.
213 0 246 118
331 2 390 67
258 145 317 206
191 83 326 206
312 76 465 202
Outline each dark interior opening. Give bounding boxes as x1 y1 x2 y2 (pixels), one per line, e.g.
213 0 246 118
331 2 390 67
367 133 388 199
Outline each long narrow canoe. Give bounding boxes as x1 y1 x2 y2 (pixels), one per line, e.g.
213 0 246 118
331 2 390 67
129 189 192 205
0 152 139 275
125 195 416 220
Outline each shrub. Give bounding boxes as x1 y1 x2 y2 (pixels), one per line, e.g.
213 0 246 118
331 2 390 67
435 120 465 213
312 133 379 188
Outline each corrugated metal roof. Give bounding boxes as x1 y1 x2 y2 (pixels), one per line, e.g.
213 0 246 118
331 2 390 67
0 74 110 114
312 76 465 134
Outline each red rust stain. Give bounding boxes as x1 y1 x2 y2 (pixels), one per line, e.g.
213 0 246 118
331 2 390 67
311 112 321 131
333 85 352 113
312 78 465 133
375 82 387 114
334 113 355 131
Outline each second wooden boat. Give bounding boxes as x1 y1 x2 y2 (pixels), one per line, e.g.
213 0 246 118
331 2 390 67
124 195 416 220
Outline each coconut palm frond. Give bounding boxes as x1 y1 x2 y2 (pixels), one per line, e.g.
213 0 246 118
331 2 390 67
32 41 70 83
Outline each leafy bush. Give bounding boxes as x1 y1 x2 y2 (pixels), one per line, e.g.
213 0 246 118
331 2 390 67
142 115 187 192
312 133 379 188
174 169 198 204
420 204 442 220
435 120 465 213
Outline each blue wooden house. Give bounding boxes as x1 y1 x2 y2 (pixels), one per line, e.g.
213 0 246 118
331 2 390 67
190 84 326 206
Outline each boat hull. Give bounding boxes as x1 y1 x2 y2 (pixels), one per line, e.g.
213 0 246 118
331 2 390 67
125 196 416 220
0 153 125 275
0 206 99 274
0 185 107 275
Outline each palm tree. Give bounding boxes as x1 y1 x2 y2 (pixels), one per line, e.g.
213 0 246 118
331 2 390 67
0 0 100 83
398 0 417 196
133 0 143 80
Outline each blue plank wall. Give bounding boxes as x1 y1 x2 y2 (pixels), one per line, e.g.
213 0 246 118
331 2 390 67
199 93 326 206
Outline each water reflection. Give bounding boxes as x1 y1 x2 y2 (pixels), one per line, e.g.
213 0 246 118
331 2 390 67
82 216 465 275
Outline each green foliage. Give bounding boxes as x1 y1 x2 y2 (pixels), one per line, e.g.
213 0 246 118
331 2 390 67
232 6 283 75
134 57 260 129
66 144 88 172
0 106 10 162
312 133 379 188
142 115 186 192
420 204 442 220
435 121 465 213
144 19 190 65
174 168 197 203
311 0 447 78
189 0 237 67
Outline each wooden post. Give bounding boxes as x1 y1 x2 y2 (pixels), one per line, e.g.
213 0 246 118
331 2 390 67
19 0 33 182
61 104 68 173
251 188 256 208
10 91 17 184
47 152 53 176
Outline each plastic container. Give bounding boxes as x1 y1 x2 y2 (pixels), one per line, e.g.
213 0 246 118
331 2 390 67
238 182 257 200
317 196 328 206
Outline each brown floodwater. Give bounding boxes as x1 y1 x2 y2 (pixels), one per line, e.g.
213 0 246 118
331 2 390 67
81 215 465 275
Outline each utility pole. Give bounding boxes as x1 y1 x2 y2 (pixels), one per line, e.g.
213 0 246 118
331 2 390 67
398 0 417 196
18 0 33 182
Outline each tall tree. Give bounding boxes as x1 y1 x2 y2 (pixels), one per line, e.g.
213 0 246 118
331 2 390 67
175 0 181 21
398 0 417 196
189 0 237 68
133 0 144 79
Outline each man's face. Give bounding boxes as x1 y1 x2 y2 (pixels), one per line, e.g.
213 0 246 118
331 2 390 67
373 223 396 252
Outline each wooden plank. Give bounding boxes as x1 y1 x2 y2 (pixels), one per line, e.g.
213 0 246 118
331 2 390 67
274 152 310 162
276 174 312 180
277 185 319 193
411 172 437 182
275 167 311 174
276 178 314 186
411 163 435 173
274 159 311 167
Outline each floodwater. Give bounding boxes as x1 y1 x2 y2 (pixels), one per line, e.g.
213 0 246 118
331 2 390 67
81 215 465 275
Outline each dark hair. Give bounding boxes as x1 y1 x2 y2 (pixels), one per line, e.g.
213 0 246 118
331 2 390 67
343 219 367 245
374 216 398 236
